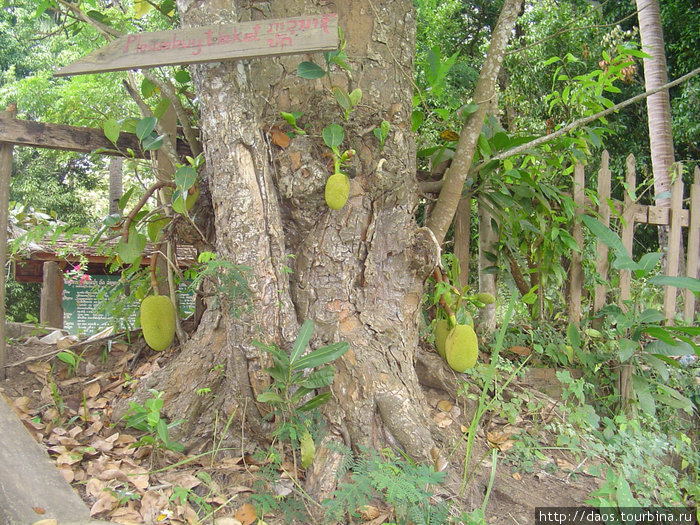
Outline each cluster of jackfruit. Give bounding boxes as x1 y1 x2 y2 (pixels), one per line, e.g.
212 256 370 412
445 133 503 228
140 295 176 351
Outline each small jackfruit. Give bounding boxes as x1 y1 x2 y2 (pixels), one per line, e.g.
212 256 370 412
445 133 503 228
435 319 449 359
140 295 176 351
476 292 496 305
325 173 350 209
445 324 478 372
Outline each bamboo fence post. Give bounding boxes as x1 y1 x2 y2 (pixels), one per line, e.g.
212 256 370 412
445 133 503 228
684 167 700 322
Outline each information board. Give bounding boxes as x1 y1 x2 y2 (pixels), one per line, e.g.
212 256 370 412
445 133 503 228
63 275 194 335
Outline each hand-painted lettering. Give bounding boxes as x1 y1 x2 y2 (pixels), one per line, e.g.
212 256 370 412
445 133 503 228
244 24 260 43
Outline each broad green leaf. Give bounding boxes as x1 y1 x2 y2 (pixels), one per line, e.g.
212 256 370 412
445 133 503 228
322 124 344 148
290 386 313 404
348 88 362 107
175 165 197 194
102 118 120 144
153 97 171 119
147 216 170 242
157 418 169 444
281 111 297 126
141 78 156 99
655 384 694 413
142 134 164 151
293 341 348 370
618 338 637 362
297 61 326 79
635 252 662 276
637 309 665 324
297 392 332 412
256 391 285 404
567 323 581 349
581 215 637 268
411 109 424 132
615 474 640 508
648 275 700 293
290 319 314 365
300 429 315 468
136 117 158 141
117 232 146 264
300 366 336 389
174 69 191 84
333 87 352 112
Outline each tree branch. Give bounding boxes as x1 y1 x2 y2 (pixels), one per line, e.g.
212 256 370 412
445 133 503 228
426 0 524 243
420 67 700 194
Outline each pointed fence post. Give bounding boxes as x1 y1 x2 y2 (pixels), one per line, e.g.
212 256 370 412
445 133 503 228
0 104 16 380
663 165 684 323
569 162 585 325
684 167 700 321
593 150 611 316
619 154 637 308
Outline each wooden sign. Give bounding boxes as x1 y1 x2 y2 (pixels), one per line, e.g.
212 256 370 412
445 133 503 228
56 13 338 77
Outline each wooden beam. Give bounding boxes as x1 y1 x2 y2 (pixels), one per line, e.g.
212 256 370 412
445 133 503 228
0 116 193 159
56 14 338 77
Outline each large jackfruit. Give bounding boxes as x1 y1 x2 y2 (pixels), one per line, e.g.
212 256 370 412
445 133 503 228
435 319 449 359
445 324 478 372
140 295 176 351
325 173 350 210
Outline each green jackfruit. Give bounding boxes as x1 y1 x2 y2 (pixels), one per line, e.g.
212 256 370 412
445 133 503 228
476 292 496 305
140 295 176 351
435 319 449 359
445 324 478 372
325 173 350 210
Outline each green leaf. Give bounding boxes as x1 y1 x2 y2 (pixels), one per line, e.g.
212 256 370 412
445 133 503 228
297 392 332 412
543 56 561 67
322 124 344 149
567 323 581 349
615 475 640 508
136 117 157 141
175 165 197 194
281 111 297 127
147 216 170 242
348 88 362 107
118 187 135 210
257 391 285 404
618 338 637 362
293 341 348 370
648 275 700 293
153 97 171 119
290 319 314 365
300 429 315 468
300 366 336 389
157 418 169 444
117 232 147 264
581 215 637 268
142 134 164 151
411 110 424 132
333 87 352 112
102 118 120 144
297 61 326 79
174 69 191 84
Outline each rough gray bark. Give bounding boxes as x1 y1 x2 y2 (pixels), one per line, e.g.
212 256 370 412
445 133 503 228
119 1 443 488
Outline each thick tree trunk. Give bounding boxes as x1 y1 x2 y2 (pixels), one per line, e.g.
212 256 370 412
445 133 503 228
636 0 675 251
118 0 442 489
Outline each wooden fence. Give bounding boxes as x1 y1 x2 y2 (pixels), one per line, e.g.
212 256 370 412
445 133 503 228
568 150 700 325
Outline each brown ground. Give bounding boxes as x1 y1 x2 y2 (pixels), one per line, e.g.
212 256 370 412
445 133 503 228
1 332 601 525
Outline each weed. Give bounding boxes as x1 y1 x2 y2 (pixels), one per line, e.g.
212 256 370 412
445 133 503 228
122 389 184 453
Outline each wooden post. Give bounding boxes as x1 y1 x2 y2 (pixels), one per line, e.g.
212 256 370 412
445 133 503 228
0 104 16 380
568 162 585 325
619 154 637 308
478 202 498 333
663 165 684 323
594 150 611 315
684 167 700 321
39 262 64 329
108 157 123 215
454 196 471 289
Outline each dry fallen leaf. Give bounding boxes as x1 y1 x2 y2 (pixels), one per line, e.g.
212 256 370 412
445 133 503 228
509 345 532 356
270 127 291 149
32 506 46 515
433 411 453 428
234 503 257 525
90 492 118 516
556 458 577 471
436 399 453 412
512 472 522 480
